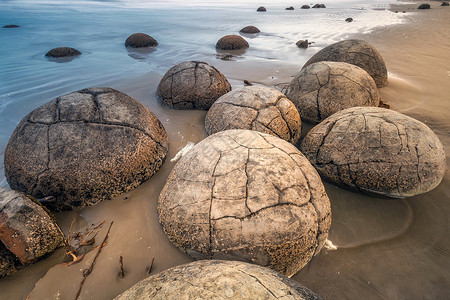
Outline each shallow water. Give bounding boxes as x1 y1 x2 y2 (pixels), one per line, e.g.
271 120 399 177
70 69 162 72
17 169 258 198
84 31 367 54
1 0 449 299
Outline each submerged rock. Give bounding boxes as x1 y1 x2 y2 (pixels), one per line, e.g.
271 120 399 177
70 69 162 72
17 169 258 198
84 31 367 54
442 2 449 6
2 25 20 28
216 34 249 50
313 4 326 8
157 61 231 109
296 39 309 48
0 188 63 277
286 6 294 10
256 6 266 12
114 260 322 299
125 33 158 48
158 130 331 277
418 3 431 9
303 39 388 87
239 25 260 34
301 107 446 198
205 86 301 145
345 17 354 22
45 47 81 58
286 61 380 123
301 5 310 9
5 88 168 211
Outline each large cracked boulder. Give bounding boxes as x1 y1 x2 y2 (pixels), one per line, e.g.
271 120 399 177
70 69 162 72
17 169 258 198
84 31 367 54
0 188 63 277
158 130 331 277
205 86 301 145
114 260 322 299
5 87 168 211
301 107 446 198
285 61 380 123
216 35 249 51
303 39 388 87
157 61 231 110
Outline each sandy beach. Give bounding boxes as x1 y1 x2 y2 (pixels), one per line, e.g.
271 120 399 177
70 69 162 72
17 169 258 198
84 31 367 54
0 1 449 299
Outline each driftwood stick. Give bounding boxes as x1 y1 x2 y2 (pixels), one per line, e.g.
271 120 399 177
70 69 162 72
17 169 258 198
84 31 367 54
120 256 125 279
148 257 155 275
75 221 114 300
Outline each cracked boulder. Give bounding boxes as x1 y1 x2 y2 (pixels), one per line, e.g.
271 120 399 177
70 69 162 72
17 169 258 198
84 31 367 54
303 39 388 88
4 87 168 211
125 33 158 48
301 107 446 198
115 260 322 299
205 86 301 145
216 35 249 51
158 129 331 277
0 188 63 277
285 61 380 123
157 61 231 110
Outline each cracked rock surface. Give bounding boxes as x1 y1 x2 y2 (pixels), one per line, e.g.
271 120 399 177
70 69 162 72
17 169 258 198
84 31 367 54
158 130 331 277
216 35 249 51
157 61 231 110
4 87 168 211
125 33 158 48
205 86 301 145
114 260 322 299
0 188 63 277
301 107 446 198
286 61 380 123
303 39 388 88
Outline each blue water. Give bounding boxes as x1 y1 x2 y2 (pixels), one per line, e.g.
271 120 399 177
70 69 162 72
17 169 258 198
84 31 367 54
0 0 403 185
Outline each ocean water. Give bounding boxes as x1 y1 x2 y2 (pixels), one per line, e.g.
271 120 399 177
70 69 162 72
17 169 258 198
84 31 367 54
0 0 404 186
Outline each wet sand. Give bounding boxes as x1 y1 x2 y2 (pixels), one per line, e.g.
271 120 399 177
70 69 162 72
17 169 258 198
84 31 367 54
1 1 449 299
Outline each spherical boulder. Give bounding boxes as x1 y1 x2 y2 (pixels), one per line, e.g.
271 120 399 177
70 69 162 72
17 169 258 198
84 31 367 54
114 260 321 299
301 5 310 9
158 130 331 277
303 39 388 87
216 34 249 51
45 47 81 58
301 107 446 198
345 17 354 22
0 187 64 277
418 3 431 9
257 6 266 12
239 25 260 34
125 33 158 48
5 87 168 211
205 86 301 145
157 61 231 110
285 61 380 123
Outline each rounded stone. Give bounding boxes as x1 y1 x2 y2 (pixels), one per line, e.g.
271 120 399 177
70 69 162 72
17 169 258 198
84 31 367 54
4 87 168 211
286 6 294 10
45 47 81 58
257 6 266 12
239 25 260 34
205 86 302 145
418 3 431 9
285 61 381 123
125 33 158 48
301 5 310 9
114 260 322 299
3 25 20 28
157 61 231 110
303 39 388 87
301 107 446 198
216 34 249 51
158 130 331 276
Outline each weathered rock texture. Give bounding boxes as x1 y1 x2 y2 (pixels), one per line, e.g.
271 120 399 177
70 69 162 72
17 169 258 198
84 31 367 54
5 87 168 211
257 6 266 12
158 130 331 277
286 6 294 10
303 39 388 87
216 35 249 51
45 47 81 58
0 188 63 276
157 61 231 110
301 107 446 198
296 39 309 49
285 61 380 123
205 86 301 145
125 33 158 48
239 25 260 34
301 5 310 9
114 260 322 300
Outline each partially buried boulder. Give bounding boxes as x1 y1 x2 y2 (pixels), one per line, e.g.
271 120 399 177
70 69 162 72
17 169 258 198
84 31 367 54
257 6 266 12
239 25 260 34
157 61 231 110
0 188 63 277
216 34 249 51
4 87 168 211
418 3 431 9
301 107 446 198
3 25 20 28
296 39 309 48
45 47 81 58
345 17 353 22
286 6 294 10
312 4 326 8
303 39 388 87
114 260 322 299
158 130 331 277
205 86 301 145
285 61 380 123
301 5 310 9
442 2 449 6
125 33 158 48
